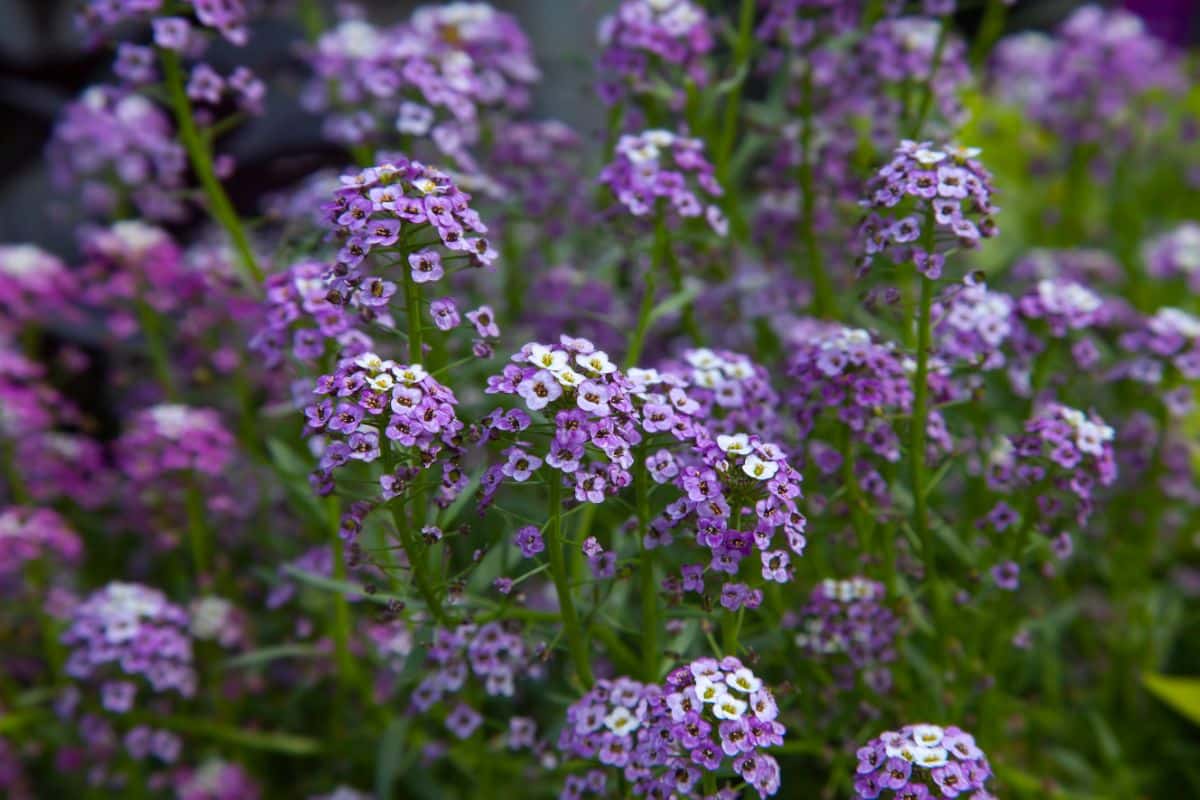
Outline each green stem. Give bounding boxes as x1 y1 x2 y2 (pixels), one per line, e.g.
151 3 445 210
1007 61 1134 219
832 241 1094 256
135 298 178 401
656 211 702 345
715 0 756 182
159 48 263 288
402 260 424 364
326 496 356 688
545 474 594 688
625 259 657 368
797 62 835 316
184 477 211 581
970 0 1009 68
635 444 659 682
911 240 945 645
388 499 447 624
907 16 951 139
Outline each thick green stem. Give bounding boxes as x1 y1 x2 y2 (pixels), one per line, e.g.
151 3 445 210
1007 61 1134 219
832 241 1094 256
135 298 178 401
656 211 702 345
635 444 659 682
326 496 356 687
971 0 1009 67
797 63 835 316
184 478 211 581
911 254 945 643
402 262 424 364
545 474 594 688
388 500 447 624
159 49 263 287
625 261 658 368
715 0 756 181
907 17 951 139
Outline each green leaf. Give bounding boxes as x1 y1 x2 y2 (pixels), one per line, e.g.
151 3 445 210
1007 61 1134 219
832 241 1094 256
1143 672 1200 726
220 643 323 670
647 285 702 327
161 716 321 755
375 717 409 799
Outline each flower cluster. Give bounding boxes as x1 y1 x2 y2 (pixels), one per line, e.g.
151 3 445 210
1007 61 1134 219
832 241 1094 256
786 323 952 464
1116 307 1200 415
77 0 253 45
0 245 79 333
411 623 537 716
757 0 866 51
559 658 786 797
116 405 236 482
0 507 81 584
991 6 1183 147
481 336 662 507
599 130 726 234
857 17 972 140
322 160 497 318
854 724 995 799
659 348 788 441
173 759 261 800
793 578 900 693
658 431 807 601
302 5 537 158
933 279 1014 371
48 87 187 222
988 403 1117 530
252 259 375 369
557 676 655 776
655 657 785 797
1015 278 1107 338
188 596 247 650
62 582 196 705
306 353 466 503
1145 223 1200 291
858 141 998 277
596 0 713 105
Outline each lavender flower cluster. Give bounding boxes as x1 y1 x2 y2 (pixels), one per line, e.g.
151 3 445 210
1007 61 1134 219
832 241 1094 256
5 0 1200 796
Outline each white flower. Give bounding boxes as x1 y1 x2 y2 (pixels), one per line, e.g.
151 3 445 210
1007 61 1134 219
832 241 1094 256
1075 420 1113 456
742 454 779 481
911 725 945 746
555 368 585 389
725 667 762 694
643 129 676 148
603 706 640 736
627 367 660 385
692 368 723 389
412 177 440 195
576 351 616 375
716 433 751 455
367 373 395 392
711 694 748 720
685 348 722 369
915 148 947 166
392 364 428 384
694 676 728 704
355 353 385 373
948 145 982 161
528 344 568 372
913 746 949 768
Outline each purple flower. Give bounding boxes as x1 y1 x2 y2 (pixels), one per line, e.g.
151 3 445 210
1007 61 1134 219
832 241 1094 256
514 525 545 558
